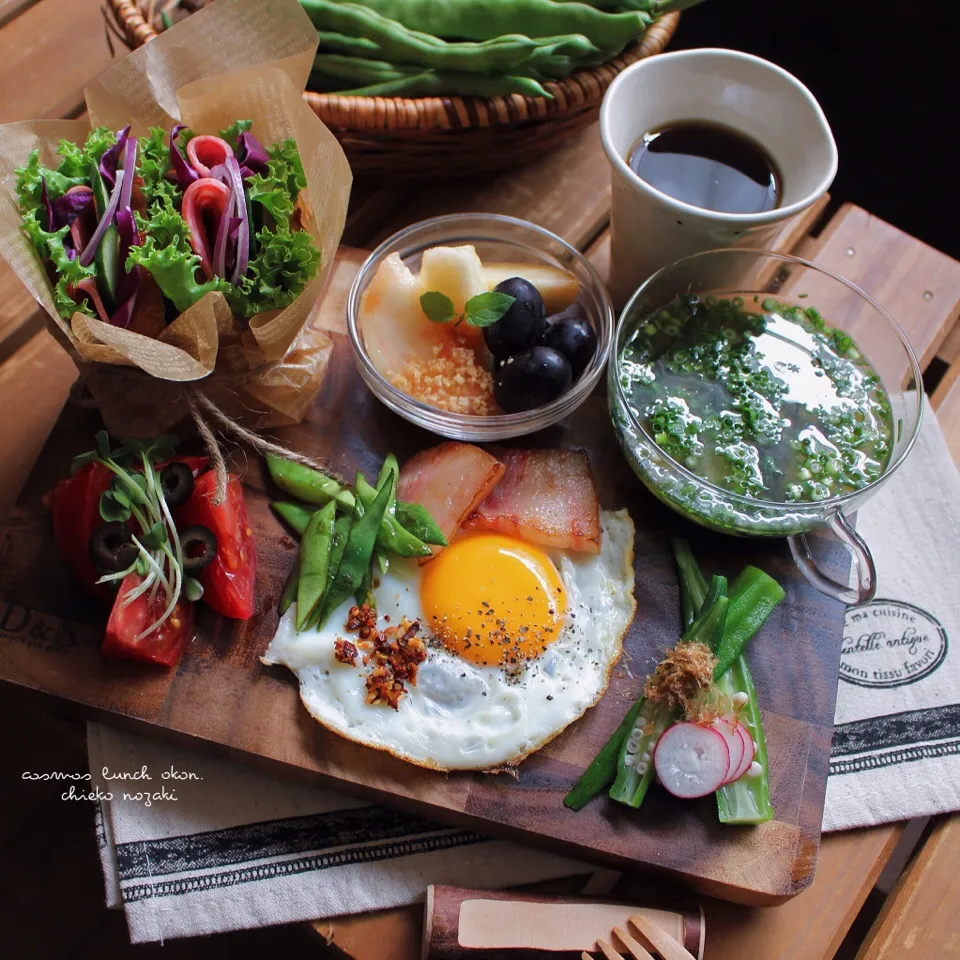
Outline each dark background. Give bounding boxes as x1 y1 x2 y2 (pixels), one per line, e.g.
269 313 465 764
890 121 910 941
669 0 958 259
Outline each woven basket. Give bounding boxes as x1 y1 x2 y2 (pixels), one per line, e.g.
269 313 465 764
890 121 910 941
105 0 680 178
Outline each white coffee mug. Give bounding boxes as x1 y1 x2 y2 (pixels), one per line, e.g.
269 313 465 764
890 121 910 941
600 48 838 306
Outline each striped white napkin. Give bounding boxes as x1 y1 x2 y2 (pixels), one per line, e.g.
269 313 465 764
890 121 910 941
88 723 591 944
824 395 960 830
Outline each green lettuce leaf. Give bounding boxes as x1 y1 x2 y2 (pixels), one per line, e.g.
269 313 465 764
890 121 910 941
55 127 117 180
127 201 228 313
21 210 96 319
225 226 320 318
245 138 307 228
219 119 252 150
14 150 86 218
138 127 179 211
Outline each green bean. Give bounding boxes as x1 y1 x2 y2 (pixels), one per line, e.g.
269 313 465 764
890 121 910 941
301 1 541 72
315 29 382 57
317 481 392 625
279 554 300 617
265 454 355 510
334 71 550 99
313 53 421 85
296 501 336 631
311 0 649 50
356 473 431 558
394 501 447 546
271 501 314 537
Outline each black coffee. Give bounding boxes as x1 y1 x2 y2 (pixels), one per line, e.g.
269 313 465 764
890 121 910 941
628 121 781 214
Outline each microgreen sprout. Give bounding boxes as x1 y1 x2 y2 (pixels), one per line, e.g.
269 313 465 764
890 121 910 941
72 431 189 641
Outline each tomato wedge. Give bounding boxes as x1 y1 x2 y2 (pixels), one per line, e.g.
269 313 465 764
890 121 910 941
102 572 194 666
175 470 257 620
47 462 115 604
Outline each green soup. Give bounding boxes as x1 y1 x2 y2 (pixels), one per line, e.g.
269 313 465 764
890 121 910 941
614 294 894 530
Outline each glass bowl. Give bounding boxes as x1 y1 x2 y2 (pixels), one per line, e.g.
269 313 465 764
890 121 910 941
347 213 614 441
608 248 923 604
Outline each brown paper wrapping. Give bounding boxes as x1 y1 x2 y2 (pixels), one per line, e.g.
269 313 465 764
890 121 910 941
0 0 352 434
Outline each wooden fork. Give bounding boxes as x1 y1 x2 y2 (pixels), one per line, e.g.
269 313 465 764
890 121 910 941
582 910 699 960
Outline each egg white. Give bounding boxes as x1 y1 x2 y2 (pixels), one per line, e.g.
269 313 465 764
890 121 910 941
262 509 636 771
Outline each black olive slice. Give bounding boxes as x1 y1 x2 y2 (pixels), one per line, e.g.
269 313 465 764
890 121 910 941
90 522 138 573
161 462 195 507
180 525 218 572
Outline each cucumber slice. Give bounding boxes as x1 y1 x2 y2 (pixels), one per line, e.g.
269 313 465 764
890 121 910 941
90 165 120 311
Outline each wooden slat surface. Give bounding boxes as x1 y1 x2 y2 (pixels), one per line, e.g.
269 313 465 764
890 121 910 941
0 0 115 123
856 816 960 959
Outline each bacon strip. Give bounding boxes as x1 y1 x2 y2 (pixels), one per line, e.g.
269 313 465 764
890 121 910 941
397 442 505 561
464 448 601 554
181 177 231 279
186 135 234 178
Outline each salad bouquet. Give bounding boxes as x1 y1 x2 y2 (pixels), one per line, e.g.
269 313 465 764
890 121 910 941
0 0 351 435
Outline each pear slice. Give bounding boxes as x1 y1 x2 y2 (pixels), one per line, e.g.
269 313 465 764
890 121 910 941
360 252 450 377
482 262 579 313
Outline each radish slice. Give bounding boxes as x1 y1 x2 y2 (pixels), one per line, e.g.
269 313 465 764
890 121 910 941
712 718 745 784
187 135 234 178
653 722 730 799
726 723 756 784
181 177 232 279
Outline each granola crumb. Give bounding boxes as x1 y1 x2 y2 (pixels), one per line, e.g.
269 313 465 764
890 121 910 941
390 343 497 416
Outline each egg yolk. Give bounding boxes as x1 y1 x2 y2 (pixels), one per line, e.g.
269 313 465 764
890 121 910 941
419 533 567 667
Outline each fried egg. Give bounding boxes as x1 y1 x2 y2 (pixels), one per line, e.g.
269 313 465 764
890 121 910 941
262 509 636 771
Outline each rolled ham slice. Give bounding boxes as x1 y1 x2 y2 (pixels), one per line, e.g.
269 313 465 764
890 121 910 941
186 135 234 178
70 276 110 323
181 177 232 279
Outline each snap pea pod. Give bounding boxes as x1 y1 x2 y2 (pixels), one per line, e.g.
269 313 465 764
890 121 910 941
356 474 431 558
266 454 355 510
315 29 382 56
296 501 337 631
271 500 314 536
309 514 353 629
334 71 550 99
394 501 447 547
313 53 421 85
279 553 300 617
316 480 392 625
301 1 542 73
554 0 703 11
354 460 400 605
314 0 650 50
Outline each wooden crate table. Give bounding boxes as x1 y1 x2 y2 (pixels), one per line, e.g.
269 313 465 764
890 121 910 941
1 2 960 956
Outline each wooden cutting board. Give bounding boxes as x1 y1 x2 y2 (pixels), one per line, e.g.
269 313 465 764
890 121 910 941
0 249 849 905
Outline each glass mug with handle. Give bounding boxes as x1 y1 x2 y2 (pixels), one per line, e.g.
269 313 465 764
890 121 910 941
608 248 923 606
600 48 839 307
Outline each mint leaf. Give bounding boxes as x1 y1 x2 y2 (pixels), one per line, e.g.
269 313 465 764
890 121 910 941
464 291 515 328
420 291 455 324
